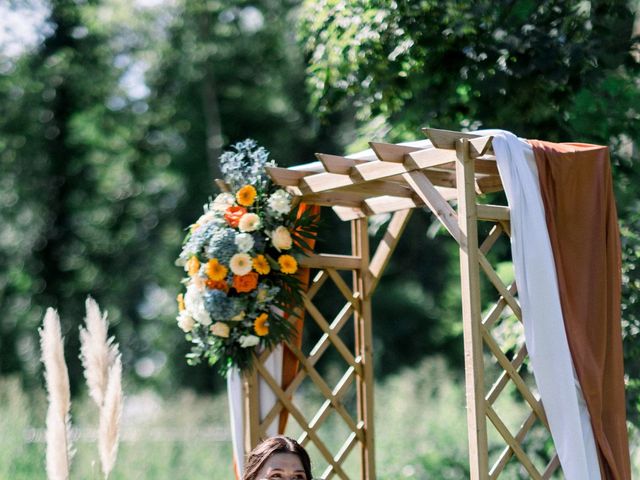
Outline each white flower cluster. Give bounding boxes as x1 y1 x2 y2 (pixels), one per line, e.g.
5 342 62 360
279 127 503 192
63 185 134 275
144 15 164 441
267 189 291 216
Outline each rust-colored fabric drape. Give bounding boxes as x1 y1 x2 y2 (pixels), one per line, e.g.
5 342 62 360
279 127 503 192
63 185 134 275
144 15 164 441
529 140 631 480
278 203 321 433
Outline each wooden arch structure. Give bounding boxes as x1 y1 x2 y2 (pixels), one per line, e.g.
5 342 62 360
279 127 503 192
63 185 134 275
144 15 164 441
241 128 562 479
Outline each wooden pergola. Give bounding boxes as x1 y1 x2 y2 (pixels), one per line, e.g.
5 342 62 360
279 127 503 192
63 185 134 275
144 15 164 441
241 128 562 479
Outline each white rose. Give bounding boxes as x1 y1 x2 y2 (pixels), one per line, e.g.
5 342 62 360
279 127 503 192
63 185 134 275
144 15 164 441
177 310 195 333
210 321 230 338
267 189 291 215
271 226 292 251
184 283 212 326
238 213 261 232
239 335 260 348
229 253 253 276
211 193 235 211
235 233 255 253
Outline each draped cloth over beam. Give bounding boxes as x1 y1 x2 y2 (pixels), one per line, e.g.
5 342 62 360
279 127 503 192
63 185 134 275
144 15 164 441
489 131 601 479
529 140 631 480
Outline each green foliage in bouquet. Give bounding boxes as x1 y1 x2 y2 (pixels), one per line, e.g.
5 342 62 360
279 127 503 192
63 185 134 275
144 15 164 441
176 140 318 376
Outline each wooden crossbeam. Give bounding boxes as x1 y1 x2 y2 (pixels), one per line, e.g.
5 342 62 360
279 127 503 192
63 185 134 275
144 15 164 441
485 344 527 406
402 170 462 241
490 409 538 478
423 127 483 149
303 295 360 370
542 455 561 479
366 209 413 298
482 282 518 329
369 141 422 162
481 325 549 427
478 257 522 320
480 224 504 254
266 166 321 186
322 429 361 480
297 365 358 446
285 342 362 440
486 405 543 479
316 153 368 174
299 253 363 270
327 268 361 308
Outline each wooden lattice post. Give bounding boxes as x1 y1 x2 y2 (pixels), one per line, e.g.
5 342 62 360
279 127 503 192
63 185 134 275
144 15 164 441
351 217 376 480
455 138 490 479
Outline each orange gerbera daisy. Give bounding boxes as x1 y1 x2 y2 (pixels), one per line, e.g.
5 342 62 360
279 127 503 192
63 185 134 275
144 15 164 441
177 293 185 312
278 254 298 274
206 258 228 281
205 278 229 293
252 254 271 275
233 271 259 293
254 313 269 336
186 256 200 276
236 185 257 207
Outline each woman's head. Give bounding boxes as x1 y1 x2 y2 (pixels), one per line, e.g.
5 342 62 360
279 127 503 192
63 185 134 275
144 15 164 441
243 435 312 480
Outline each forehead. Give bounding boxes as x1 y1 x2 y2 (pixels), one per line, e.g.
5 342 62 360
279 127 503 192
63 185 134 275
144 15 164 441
262 452 305 471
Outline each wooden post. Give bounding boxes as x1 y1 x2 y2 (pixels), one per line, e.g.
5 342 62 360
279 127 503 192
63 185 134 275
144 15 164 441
243 366 260 453
455 139 489 479
351 218 376 479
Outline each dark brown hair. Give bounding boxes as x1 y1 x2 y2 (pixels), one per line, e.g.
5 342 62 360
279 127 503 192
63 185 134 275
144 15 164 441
243 435 312 480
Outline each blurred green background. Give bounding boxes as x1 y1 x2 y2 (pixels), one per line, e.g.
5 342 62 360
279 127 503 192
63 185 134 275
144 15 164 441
2 0 640 478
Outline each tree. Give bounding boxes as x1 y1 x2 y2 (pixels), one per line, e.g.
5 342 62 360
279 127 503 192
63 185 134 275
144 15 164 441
298 0 640 423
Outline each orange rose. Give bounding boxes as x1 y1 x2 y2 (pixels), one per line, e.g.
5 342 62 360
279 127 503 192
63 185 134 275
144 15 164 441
205 278 229 293
224 205 247 228
233 271 259 293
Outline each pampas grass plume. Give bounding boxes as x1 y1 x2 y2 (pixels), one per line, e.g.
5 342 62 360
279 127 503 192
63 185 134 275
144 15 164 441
40 307 73 480
79 297 117 407
99 355 123 479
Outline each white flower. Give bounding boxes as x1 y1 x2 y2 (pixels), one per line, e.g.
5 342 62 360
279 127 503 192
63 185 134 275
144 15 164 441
239 335 260 348
184 283 212 326
271 226 292 251
196 211 216 226
267 189 291 215
238 213 261 232
235 233 254 253
177 310 195 333
211 193 235 211
229 253 253 276
210 321 230 338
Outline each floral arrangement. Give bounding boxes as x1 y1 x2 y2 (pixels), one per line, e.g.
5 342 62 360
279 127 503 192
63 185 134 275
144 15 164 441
176 140 317 376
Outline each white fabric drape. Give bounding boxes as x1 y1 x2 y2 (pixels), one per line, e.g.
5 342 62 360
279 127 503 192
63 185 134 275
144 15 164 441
487 130 600 479
227 344 283 476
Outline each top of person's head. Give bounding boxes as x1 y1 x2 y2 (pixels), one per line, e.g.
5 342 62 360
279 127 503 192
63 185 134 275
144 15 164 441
243 435 312 480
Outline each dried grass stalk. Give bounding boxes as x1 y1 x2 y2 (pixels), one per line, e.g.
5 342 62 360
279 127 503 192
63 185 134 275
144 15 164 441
40 308 73 480
79 296 117 407
99 355 123 479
